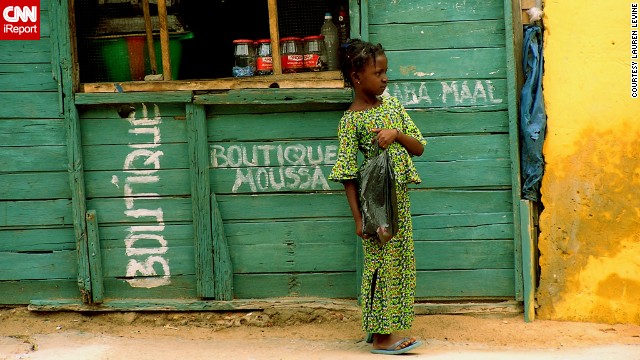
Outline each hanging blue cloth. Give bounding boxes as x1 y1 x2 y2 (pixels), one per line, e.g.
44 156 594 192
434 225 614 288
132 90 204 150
520 25 546 201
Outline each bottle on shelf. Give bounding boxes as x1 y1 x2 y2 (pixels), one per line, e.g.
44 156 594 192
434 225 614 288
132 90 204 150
337 6 350 46
320 12 339 71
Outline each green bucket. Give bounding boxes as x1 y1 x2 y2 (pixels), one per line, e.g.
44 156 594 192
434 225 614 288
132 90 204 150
93 32 194 81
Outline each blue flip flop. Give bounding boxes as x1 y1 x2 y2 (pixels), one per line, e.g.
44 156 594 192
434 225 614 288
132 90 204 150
365 333 374 343
370 338 423 355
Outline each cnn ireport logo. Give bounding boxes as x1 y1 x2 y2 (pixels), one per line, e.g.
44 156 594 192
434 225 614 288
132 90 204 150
0 0 40 40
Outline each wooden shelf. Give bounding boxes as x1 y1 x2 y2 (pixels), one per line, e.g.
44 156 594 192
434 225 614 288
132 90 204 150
80 71 345 93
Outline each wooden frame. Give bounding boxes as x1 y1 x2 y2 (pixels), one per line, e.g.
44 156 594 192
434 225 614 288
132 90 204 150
71 0 347 94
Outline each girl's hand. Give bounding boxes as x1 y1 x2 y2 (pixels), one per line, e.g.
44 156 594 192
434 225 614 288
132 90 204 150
355 218 367 239
371 128 398 149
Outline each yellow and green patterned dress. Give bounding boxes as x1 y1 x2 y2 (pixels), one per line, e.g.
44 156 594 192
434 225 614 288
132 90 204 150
329 95 427 334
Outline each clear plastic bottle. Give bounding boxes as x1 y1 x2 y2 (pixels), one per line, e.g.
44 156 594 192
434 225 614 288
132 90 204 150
232 39 256 77
320 12 339 71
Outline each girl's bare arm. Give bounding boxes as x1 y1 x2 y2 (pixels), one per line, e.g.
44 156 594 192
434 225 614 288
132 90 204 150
343 180 365 239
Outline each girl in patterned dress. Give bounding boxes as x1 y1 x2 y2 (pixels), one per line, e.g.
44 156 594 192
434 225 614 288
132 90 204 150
328 39 427 355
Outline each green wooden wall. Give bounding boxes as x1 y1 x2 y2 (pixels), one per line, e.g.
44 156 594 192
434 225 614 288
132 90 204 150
0 0 521 305
0 0 81 304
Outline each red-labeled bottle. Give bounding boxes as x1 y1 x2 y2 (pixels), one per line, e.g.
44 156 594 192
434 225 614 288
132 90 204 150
255 39 273 75
280 37 304 73
303 35 327 72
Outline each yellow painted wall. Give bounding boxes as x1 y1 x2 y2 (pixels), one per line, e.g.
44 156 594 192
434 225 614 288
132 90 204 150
537 0 640 324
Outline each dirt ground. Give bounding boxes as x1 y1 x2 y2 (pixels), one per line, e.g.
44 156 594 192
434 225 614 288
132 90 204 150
1 304 639 359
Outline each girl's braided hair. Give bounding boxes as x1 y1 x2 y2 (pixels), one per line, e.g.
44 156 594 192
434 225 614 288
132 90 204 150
340 39 385 86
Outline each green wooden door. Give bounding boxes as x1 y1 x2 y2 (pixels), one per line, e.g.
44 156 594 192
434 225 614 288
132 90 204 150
362 0 523 300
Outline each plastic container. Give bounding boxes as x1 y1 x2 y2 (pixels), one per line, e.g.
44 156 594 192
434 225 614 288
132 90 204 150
320 12 339 71
303 35 327 72
92 32 193 82
232 39 256 77
280 37 304 73
255 39 273 75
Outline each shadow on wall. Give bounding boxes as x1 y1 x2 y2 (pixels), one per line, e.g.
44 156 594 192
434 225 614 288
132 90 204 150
537 124 640 325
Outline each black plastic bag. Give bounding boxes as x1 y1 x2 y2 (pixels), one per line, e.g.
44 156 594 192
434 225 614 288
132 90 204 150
359 143 398 246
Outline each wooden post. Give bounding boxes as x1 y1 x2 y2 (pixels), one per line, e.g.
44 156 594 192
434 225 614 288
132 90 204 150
86 210 104 304
53 0 92 303
142 0 158 75
504 0 526 304
186 103 215 298
519 200 537 322
267 0 282 75
157 0 172 80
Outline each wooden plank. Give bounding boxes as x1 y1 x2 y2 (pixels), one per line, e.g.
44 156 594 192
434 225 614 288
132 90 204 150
416 269 515 298
207 111 342 142
233 273 357 299
415 240 515 270
207 109 509 141
387 79 507 109
194 88 353 105
349 0 361 39
102 276 197 299
0 199 72 227
414 159 512 189
520 200 536 322
420 134 510 161
186 103 215 299
386 49 506 80
0 92 61 118
53 0 92 304
412 212 514 241
86 210 104 303
224 219 354 246
410 190 513 215
80 72 344 93
81 119 187 146
361 0 369 41
370 20 505 50
28 298 521 314
1 146 67 172
206 103 350 115
0 250 76 280
210 166 341 194
86 198 193 224
209 160 509 194
211 196 233 300
230 243 355 273
82 143 189 171
217 193 352 221
0 119 65 146
0 64 58 92
79 103 186 120
412 110 509 135
99 246 195 277
0 280 79 305
97 223 193 244
29 298 360 311
84 169 190 198
0 228 75 252
503 0 525 302
74 91 193 105
414 301 522 315
0 39 51 63
0 172 70 200
368 0 504 24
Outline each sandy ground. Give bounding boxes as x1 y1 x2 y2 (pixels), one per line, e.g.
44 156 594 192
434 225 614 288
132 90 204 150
1 305 639 359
